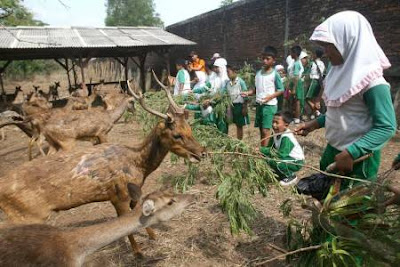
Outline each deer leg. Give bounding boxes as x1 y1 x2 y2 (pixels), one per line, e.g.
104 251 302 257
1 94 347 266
97 134 108 144
37 134 46 156
0 128 4 141
145 227 156 240
111 199 144 257
28 136 36 161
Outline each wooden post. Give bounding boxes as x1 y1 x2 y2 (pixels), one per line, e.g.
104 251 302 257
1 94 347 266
72 60 78 88
139 52 147 93
124 57 129 81
0 60 12 103
79 57 85 86
65 59 71 90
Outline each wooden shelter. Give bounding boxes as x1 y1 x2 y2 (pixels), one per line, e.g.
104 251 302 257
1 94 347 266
0 26 196 98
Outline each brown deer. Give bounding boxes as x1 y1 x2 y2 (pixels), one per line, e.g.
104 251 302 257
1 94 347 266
0 81 205 256
49 81 60 101
0 185 195 267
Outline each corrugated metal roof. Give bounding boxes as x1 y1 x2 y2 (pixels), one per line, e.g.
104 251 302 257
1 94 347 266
0 26 196 49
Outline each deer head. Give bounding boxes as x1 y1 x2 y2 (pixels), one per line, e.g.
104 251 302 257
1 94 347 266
127 74 205 163
15 86 22 93
54 81 60 88
33 85 40 93
127 183 195 222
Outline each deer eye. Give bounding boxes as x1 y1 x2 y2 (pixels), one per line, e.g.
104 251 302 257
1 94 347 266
168 199 176 205
173 134 183 140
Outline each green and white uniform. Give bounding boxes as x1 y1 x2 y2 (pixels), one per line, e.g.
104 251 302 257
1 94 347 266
289 60 305 114
306 58 325 99
185 103 216 125
224 77 249 127
260 129 305 179
317 82 396 187
174 69 191 96
254 69 284 129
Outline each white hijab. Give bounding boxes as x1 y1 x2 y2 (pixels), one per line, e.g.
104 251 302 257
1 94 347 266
310 11 391 107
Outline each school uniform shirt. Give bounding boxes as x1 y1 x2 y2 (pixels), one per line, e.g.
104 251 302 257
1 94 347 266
255 69 284 105
225 77 247 103
174 69 191 96
288 59 304 79
316 78 396 157
310 58 326 80
262 129 305 161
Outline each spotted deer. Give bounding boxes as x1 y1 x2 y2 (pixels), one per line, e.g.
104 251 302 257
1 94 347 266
0 79 205 256
0 185 195 267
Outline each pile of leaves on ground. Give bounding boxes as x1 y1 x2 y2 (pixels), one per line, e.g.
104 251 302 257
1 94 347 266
133 90 277 234
281 182 400 266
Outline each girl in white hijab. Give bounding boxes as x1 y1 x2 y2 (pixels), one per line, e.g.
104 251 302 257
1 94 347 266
296 11 396 185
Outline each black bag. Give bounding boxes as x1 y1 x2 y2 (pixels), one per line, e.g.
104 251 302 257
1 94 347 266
296 173 333 200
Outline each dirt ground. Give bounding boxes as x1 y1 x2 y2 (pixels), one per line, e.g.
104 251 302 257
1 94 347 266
0 75 399 266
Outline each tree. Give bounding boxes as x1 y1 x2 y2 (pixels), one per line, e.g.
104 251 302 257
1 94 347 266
0 0 45 26
105 0 163 27
220 0 235 7
0 0 58 79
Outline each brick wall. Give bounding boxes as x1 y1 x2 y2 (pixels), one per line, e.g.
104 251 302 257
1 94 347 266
165 0 400 75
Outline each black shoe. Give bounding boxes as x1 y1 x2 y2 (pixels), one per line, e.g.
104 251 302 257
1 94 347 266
280 175 299 186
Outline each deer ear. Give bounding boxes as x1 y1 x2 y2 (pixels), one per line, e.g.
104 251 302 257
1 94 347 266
127 183 142 203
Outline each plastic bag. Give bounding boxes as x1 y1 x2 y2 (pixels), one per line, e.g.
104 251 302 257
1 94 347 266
296 173 333 200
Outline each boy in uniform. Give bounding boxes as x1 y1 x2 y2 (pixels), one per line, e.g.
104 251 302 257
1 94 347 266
244 46 284 146
306 48 325 119
225 65 249 140
288 46 305 124
260 111 304 186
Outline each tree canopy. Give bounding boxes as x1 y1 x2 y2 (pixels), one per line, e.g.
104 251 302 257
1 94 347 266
220 0 235 7
105 0 163 27
0 0 45 26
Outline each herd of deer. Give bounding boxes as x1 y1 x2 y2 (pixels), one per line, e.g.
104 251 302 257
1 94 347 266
0 73 205 266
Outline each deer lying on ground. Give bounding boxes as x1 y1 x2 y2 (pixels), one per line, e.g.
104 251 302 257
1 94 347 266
0 80 205 256
0 184 195 267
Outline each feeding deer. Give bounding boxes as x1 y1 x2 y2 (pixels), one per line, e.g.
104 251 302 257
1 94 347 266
0 185 195 267
0 78 205 256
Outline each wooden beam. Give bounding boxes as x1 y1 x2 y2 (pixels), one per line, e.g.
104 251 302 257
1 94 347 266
124 57 129 81
0 60 12 73
65 58 72 90
78 57 85 85
54 58 68 70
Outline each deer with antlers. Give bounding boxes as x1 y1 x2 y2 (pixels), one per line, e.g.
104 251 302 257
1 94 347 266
0 185 194 267
0 76 205 256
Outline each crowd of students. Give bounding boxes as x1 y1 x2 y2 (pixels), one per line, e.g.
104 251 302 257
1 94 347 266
170 11 398 190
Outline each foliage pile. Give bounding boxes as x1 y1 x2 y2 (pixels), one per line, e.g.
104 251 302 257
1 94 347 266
282 184 400 266
133 90 277 234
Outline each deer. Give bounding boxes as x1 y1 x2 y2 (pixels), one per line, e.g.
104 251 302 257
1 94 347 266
0 78 205 256
49 81 60 101
0 184 195 267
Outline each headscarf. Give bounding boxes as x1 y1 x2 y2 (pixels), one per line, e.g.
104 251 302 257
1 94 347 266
310 11 391 107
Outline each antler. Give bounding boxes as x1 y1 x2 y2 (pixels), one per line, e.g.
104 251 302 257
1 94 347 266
152 70 185 114
126 80 169 120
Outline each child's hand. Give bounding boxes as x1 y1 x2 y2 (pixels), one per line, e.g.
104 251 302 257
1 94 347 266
262 96 271 103
334 150 354 174
240 92 248 97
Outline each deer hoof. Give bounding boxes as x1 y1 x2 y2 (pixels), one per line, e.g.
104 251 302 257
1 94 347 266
134 251 144 259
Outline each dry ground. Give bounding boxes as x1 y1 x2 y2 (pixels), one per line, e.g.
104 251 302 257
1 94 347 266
0 73 399 266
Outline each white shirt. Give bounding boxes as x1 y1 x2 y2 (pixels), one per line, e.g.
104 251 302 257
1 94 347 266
310 59 326 80
255 70 279 105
